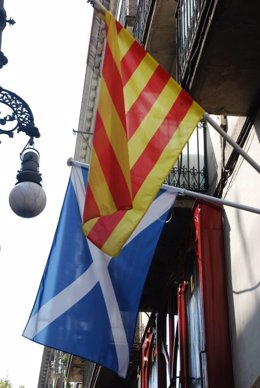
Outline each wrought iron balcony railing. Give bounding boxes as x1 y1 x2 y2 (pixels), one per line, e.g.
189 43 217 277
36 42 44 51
132 0 154 44
166 120 208 192
176 0 208 83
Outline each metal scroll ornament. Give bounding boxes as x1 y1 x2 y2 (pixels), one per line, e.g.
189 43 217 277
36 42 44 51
0 86 40 140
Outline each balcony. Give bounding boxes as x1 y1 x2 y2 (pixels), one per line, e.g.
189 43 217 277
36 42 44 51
166 120 208 193
133 0 177 75
133 0 260 116
176 0 260 116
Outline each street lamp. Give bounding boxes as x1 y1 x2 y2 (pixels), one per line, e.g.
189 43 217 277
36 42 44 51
0 2 46 218
0 0 15 69
0 86 46 218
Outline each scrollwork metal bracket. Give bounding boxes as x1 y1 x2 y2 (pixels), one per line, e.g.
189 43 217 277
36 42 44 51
0 86 40 141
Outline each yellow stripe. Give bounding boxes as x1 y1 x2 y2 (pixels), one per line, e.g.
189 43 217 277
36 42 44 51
101 103 204 255
118 25 135 60
134 104 204 196
102 169 166 254
101 205 146 256
82 217 98 236
98 78 132 192
123 53 159 113
165 101 205 162
88 148 117 215
135 101 204 192
105 11 121 76
128 78 182 167
131 102 204 204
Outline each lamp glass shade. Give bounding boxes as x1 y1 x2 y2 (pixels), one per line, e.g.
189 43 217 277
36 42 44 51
9 181 47 218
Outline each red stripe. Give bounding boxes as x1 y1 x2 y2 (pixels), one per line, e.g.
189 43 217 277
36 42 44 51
126 66 171 139
87 91 193 245
84 186 100 220
115 19 123 34
114 18 147 87
102 44 126 128
87 210 126 249
130 90 193 197
121 40 147 86
92 113 132 210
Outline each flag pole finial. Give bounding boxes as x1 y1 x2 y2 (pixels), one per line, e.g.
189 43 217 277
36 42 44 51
87 0 106 16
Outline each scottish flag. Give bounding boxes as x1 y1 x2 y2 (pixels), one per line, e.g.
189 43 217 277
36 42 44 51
23 165 177 377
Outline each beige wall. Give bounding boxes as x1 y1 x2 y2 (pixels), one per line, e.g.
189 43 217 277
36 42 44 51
222 113 260 388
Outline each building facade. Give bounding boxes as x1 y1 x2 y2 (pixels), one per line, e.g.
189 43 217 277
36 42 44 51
38 1 260 387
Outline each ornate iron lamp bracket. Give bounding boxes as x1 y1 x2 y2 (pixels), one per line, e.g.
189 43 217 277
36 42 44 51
0 6 15 68
0 86 40 141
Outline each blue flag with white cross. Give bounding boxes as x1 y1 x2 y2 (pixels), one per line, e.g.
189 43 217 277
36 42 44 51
23 164 177 377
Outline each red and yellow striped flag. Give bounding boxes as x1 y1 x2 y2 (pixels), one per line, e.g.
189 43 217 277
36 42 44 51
83 10 204 256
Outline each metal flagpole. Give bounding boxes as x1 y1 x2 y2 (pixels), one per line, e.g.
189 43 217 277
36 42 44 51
204 112 260 174
162 184 260 215
87 0 106 15
67 158 260 215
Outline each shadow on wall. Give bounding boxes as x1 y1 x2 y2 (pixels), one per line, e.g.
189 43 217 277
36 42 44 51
223 209 260 388
206 127 218 194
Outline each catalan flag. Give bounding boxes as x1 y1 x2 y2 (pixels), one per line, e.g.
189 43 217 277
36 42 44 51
83 10 204 256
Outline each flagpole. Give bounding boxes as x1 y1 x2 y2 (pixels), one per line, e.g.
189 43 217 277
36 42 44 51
162 184 260 215
67 158 260 215
87 0 106 15
204 112 260 173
